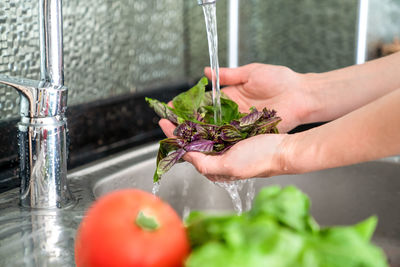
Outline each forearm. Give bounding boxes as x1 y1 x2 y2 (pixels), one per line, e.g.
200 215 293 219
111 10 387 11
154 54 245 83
285 88 400 174
302 52 400 124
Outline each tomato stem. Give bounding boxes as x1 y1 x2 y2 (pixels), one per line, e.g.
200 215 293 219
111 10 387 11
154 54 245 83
135 210 160 231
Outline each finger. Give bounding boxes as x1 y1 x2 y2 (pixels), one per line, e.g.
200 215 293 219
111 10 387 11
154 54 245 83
158 119 176 138
204 64 257 86
206 174 238 182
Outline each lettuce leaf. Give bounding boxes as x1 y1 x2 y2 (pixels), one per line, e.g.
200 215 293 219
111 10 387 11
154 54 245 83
185 186 388 267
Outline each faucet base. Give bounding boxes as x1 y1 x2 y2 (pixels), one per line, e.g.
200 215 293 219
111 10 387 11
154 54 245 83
18 117 74 209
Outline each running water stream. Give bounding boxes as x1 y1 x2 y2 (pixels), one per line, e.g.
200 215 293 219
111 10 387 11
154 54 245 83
201 2 222 124
201 1 257 214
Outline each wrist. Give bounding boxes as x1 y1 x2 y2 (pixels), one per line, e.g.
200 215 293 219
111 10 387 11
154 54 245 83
299 72 330 125
277 131 318 175
275 133 301 175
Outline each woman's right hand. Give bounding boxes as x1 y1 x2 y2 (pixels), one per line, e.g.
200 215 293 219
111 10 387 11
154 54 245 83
205 63 318 133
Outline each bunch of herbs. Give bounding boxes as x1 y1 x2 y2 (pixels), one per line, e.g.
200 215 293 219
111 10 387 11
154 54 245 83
146 77 281 182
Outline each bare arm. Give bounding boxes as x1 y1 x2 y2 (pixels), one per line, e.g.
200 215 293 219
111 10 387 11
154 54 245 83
285 87 400 174
304 51 400 124
207 52 400 133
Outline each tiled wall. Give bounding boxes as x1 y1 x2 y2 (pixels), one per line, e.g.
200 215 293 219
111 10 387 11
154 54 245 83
0 0 360 121
239 0 358 73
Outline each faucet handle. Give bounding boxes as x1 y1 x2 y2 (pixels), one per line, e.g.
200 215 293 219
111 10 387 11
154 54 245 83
0 74 67 118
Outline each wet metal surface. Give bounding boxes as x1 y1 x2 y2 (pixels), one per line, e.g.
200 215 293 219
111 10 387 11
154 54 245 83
0 142 399 266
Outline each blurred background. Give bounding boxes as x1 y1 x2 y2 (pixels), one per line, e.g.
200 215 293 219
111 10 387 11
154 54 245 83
1 0 400 191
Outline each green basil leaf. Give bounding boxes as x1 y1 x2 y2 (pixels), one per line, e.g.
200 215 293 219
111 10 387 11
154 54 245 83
220 97 241 124
172 77 208 118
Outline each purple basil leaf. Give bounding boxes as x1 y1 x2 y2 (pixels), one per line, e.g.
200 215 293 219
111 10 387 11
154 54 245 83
214 144 234 155
156 138 185 179
230 120 240 128
239 108 263 127
220 125 244 142
194 112 204 122
174 121 197 141
159 137 185 152
156 138 186 172
261 108 277 120
160 137 185 149
257 116 281 129
184 139 214 153
202 124 219 141
249 117 282 137
213 142 227 152
192 124 209 141
145 97 178 124
155 148 186 182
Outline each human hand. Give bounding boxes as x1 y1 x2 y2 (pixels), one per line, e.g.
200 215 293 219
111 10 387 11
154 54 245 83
158 119 290 181
206 63 315 133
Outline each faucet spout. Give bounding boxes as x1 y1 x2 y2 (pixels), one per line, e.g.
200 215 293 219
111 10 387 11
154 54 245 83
0 76 67 118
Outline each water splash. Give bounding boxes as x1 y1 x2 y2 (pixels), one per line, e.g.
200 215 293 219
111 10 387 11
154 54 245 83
181 179 191 218
214 179 256 215
151 181 161 196
244 179 256 212
201 3 222 124
214 180 244 214
182 206 191 221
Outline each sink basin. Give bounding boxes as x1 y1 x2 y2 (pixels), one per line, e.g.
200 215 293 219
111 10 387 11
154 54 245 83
1 141 399 266
88 142 400 265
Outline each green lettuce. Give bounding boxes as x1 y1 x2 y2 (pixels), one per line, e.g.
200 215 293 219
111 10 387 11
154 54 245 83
185 186 388 267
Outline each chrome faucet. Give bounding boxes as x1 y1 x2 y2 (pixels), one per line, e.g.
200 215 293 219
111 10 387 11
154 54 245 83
0 0 73 208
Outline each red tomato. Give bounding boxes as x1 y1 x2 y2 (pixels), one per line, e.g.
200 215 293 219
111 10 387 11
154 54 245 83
75 189 190 267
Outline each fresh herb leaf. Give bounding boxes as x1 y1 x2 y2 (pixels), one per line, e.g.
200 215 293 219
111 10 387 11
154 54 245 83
219 125 245 142
172 77 208 121
239 108 263 127
155 148 186 182
184 139 215 153
220 97 241 124
145 97 178 124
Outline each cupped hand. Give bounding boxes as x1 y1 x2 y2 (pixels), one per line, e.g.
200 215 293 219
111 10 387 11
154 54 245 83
206 63 315 133
159 119 290 181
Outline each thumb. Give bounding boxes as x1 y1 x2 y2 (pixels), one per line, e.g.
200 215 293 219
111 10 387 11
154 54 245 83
204 64 256 86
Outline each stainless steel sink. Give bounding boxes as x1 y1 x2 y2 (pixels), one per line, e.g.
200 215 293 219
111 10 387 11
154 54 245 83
88 142 400 265
1 141 399 266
